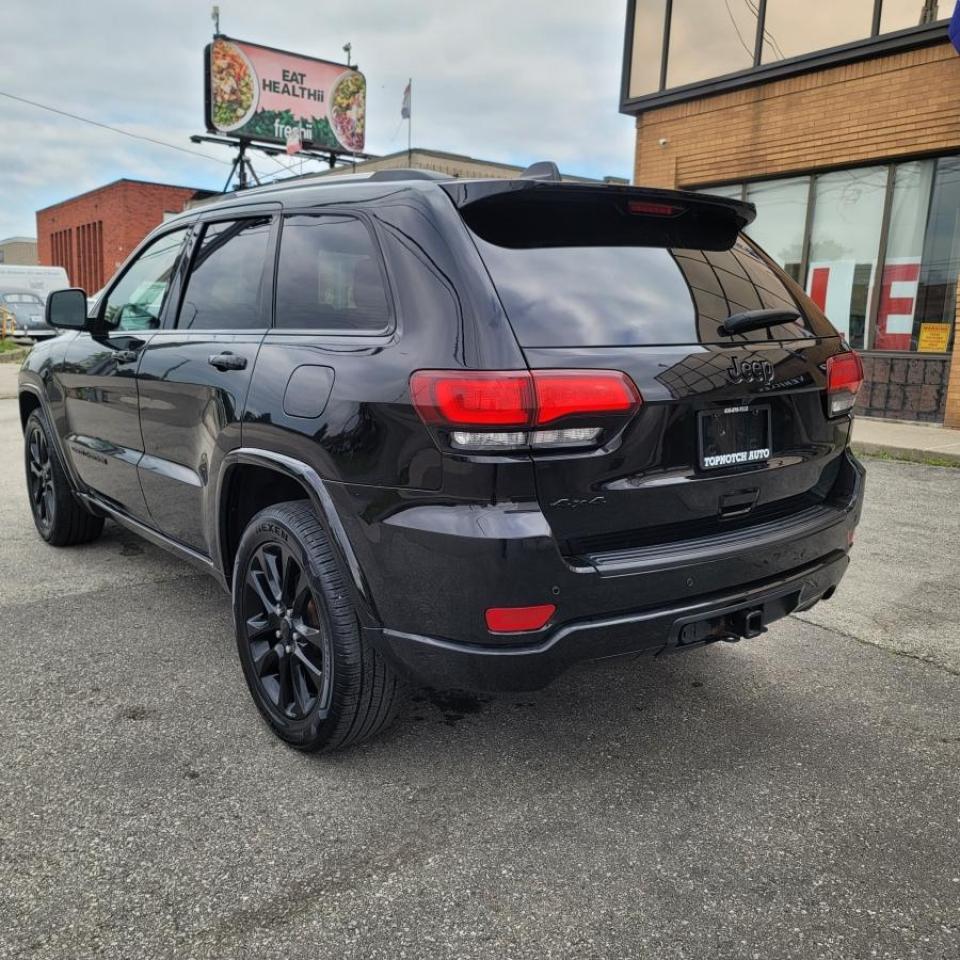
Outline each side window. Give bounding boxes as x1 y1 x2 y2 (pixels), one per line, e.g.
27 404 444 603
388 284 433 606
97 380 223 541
177 217 271 330
275 215 391 332
102 228 190 331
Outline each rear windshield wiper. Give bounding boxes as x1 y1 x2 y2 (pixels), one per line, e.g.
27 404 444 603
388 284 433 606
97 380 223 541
720 308 802 336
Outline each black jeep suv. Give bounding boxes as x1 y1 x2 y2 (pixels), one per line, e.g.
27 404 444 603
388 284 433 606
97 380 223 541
20 165 865 751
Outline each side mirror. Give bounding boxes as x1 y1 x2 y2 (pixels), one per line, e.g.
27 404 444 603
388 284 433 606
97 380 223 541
46 288 90 330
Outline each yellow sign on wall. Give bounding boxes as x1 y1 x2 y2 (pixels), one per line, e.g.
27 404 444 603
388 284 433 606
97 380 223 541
917 323 951 353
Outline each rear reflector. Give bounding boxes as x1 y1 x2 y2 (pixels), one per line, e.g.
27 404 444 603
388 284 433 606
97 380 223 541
485 604 556 633
826 351 864 416
411 369 641 429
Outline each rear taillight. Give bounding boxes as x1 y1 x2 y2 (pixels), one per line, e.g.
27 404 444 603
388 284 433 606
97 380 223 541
410 369 642 452
825 351 864 417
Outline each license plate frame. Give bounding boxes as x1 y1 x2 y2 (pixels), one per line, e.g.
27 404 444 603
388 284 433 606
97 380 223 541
698 404 772 471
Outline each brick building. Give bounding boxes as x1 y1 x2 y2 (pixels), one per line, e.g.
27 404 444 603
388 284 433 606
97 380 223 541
36 179 215 294
621 1 960 425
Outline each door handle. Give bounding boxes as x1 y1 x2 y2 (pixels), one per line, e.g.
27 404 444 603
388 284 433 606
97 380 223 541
114 349 140 364
208 352 248 371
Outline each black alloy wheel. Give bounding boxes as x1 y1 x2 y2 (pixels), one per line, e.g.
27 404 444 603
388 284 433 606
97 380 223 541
27 424 55 534
22 408 104 546
242 541 333 722
232 501 400 752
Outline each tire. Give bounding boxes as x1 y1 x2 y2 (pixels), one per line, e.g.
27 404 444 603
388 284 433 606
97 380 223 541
23 408 104 546
233 500 401 753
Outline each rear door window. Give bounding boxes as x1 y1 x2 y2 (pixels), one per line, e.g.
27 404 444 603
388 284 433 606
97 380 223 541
472 235 815 347
275 215 391 333
177 217 272 330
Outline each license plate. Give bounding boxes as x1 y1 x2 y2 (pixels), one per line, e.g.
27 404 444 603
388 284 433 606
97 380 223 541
699 405 771 470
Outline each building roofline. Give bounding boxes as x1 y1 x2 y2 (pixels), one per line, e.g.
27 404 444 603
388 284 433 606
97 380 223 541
0 236 37 244
313 146 607 183
36 178 217 214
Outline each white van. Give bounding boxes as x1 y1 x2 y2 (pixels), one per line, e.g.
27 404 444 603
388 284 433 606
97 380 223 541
0 265 70 301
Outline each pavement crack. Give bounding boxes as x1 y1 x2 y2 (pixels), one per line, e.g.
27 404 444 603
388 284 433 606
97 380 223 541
791 613 960 678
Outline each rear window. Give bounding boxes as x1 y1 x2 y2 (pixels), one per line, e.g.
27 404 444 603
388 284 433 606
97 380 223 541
472 236 816 348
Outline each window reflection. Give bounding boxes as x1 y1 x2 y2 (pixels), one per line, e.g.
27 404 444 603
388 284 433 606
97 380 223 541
914 157 960 353
880 0 942 33
761 0 874 63
805 167 887 348
666 0 756 89
629 0 666 97
874 161 933 350
745 177 809 283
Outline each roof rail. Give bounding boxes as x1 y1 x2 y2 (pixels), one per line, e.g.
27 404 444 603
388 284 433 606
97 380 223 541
367 169 451 182
519 161 562 182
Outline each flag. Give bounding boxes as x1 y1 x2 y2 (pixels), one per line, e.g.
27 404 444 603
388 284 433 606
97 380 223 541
401 81 411 119
951 1 960 54
285 127 303 156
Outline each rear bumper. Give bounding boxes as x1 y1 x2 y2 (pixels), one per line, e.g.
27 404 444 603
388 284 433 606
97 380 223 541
334 449 864 690
366 550 849 690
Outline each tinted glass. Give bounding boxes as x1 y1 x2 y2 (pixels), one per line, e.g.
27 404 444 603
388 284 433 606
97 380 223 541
745 177 809 283
275 215 390 332
629 0 667 96
762 0 874 62
880 0 941 32
103 228 189 331
475 236 809 347
666 0 757 88
805 167 887 348
178 218 271 330
874 160 934 350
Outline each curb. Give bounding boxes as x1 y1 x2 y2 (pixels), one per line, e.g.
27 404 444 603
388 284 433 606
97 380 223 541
852 440 960 467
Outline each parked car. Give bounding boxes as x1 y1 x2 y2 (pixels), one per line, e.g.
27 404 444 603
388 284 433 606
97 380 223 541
18 164 865 752
1 289 57 341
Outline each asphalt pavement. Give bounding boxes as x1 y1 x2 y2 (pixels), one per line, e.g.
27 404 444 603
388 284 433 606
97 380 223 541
1 396 959 960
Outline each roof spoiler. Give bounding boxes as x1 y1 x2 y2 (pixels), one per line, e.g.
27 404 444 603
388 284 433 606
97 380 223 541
442 181 757 250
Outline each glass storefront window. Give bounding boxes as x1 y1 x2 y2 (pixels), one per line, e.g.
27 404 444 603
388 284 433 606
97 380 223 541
874 161 934 350
628 0 667 98
761 0 874 63
745 177 809 283
698 184 743 201
880 0 942 33
914 157 960 353
665 0 756 89
697 157 959 356
805 167 887 348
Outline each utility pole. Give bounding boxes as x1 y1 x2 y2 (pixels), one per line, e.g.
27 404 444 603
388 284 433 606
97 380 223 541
920 0 938 23
211 4 220 35
342 42 352 67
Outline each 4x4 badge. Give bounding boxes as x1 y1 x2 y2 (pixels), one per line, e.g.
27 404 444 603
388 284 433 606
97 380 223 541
728 356 775 385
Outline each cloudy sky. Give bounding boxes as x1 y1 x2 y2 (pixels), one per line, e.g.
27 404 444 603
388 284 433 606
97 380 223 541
0 1 635 241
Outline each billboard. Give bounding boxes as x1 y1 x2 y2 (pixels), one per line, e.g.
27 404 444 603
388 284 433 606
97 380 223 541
204 37 366 153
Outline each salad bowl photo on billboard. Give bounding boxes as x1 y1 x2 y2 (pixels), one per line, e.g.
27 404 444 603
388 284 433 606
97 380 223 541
205 36 366 153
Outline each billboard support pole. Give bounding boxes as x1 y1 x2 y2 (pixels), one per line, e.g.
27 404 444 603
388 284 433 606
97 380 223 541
222 139 261 192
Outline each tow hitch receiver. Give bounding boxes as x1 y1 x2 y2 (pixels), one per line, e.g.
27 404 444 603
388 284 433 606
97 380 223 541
734 608 767 639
